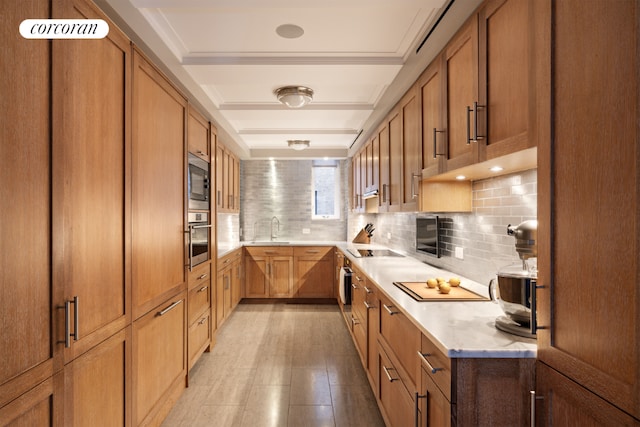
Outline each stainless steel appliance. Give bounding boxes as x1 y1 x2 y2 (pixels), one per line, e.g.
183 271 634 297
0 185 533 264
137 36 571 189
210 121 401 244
188 153 210 210
489 220 538 338
416 216 440 257
188 212 211 270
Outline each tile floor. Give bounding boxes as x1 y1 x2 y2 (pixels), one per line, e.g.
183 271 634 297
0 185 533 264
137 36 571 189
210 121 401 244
162 303 386 427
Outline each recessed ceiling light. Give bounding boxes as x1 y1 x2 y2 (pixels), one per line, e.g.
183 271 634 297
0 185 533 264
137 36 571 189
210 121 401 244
276 24 304 39
490 166 504 172
288 140 310 151
455 175 466 180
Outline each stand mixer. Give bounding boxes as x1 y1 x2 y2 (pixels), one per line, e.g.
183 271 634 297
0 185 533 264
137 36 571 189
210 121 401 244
489 220 538 338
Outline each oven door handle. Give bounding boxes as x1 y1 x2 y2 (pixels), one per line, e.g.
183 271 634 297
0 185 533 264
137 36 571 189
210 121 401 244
188 224 213 271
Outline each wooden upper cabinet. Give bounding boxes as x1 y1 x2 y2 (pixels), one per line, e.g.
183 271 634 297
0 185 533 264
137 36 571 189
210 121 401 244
387 108 403 212
0 0 55 408
187 105 210 161
216 143 240 213
400 85 421 211
478 0 534 160
420 58 443 179
53 0 132 363
378 123 391 212
536 0 640 420
443 16 479 172
216 144 224 211
132 48 187 319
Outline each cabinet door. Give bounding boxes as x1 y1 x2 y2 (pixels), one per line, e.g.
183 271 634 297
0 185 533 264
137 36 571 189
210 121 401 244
244 255 269 298
420 58 443 178
53 0 132 362
216 144 224 211
378 124 390 211
188 106 210 160
269 257 293 298
233 155 240 212
231 260 242 308
443 17 479 171
537 0 640 418
420 367 451 427
0 0 55 407
216 268 230 327
0 374 61 427
132 49 187 319
365 286 379 383
352 152 362 211
478 0 532 160
401 86 421 212
295 247 334 298
133 292 186 426
535 363 638 427
378 347 415 427
63 329 129 427
388 109 403 212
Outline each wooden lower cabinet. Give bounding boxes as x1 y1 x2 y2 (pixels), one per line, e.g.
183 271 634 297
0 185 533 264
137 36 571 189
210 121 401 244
293 246 334 298
216 248 242 328
378 345 416 427
133 292 186 427
0 374 61 426
188 262 212 371
244 247 293 298
420 367 451 427
535 362 638 426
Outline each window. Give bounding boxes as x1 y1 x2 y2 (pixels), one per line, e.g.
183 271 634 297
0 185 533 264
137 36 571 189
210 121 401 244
312 160 340 219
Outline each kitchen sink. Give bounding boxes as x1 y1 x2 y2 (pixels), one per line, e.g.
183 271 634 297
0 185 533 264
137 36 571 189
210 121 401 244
249 241 290 245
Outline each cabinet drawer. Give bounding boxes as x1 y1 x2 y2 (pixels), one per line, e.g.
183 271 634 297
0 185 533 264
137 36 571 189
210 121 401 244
189 262 211 286
245 246 293 257
293 246 333 259
420 333 452 401
218 248 241 271
188 310 211 365
188 279 211 325
352 312 367 365
380 294 421 390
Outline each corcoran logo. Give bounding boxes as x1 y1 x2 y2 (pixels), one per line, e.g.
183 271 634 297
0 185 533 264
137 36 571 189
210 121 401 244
20 19 109 39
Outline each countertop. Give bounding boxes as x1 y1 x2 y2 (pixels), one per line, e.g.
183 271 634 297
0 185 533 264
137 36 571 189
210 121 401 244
337 243 537 359
217 240 537 359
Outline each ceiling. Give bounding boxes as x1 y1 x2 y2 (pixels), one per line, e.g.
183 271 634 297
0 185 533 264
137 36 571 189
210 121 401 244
96 0 482 159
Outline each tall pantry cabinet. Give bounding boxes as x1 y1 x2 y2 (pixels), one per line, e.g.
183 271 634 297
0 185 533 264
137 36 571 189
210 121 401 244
536 0 640 424
1 0 131 425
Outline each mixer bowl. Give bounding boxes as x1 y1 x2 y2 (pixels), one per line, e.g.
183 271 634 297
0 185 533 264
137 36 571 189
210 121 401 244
489 265 536 326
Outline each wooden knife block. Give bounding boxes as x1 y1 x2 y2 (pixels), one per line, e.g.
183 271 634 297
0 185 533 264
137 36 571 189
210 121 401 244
352 228 371 244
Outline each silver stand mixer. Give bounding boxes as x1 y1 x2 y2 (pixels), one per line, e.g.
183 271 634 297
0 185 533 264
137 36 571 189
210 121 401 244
489 220 538 339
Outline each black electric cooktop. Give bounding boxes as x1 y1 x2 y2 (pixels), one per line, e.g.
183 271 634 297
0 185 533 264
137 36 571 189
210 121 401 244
348 249 404 258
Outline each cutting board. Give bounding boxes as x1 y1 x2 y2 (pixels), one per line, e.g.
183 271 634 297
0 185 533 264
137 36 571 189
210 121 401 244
393 281 488 302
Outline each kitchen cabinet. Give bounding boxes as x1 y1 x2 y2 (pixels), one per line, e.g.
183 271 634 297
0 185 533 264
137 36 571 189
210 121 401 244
351 149 363 211
0 0 55 417
187 261 212 371
244 246 294 298
387 107 403 212
378 123 391 211
400 85 422 212
365 281 379 389
132 47 187 319
187 105 210 161
294 246 334 298
420 58 443 179
536 0 640 422
443 16 479 172
133 291 186 427
216 142 240 213
350 267 369 365
377 345 415 427
215 248 242 327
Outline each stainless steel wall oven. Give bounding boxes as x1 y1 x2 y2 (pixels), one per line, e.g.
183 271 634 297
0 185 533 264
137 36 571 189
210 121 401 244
188 211 211 270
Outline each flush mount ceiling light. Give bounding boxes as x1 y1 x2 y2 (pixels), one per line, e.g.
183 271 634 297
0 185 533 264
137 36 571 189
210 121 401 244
288 140 310 151
275 86 314 108
276 24 304 39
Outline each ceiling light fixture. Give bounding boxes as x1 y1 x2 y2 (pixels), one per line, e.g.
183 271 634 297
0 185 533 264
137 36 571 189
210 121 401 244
276 24 304 39
288 140 310 151
275 86 314 108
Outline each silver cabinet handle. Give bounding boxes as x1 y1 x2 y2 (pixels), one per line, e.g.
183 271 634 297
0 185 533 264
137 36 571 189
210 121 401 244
383 304 399 315
351 283 358 289
411 173 420 199
382 365 398 382
363 286 372 294
351 316 360 325
418 351 443 374
197 273 208 280
198 317 207 325
364 301 375 310
382 184 388 203
305 250 320 254
62 296 79 348
415 392 426 427
197 285 208 293
433 128 445 159
355 275 363 283
466 105 472 144
157 300 182 316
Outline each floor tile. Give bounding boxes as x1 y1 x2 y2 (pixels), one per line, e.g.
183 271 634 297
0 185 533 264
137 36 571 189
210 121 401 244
290 368 332 406
288 405 335 427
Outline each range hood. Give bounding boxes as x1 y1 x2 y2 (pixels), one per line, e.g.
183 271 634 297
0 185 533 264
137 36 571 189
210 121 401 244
363 186 379 199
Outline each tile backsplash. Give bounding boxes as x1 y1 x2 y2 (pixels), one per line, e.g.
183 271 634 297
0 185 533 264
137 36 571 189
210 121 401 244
349 169 537 285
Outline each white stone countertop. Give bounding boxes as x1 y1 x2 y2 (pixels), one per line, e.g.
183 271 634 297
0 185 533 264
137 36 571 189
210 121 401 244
217 240 537 358
337 243 537 359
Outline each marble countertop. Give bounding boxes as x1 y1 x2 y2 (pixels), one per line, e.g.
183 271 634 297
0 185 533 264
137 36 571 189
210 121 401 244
337 243 537 359
217 240 537 358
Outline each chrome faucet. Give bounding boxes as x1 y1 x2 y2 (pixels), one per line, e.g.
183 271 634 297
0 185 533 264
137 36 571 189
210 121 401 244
270 216 280 241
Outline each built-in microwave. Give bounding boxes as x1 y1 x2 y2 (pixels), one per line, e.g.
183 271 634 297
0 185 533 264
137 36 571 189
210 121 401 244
188 153 210 210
